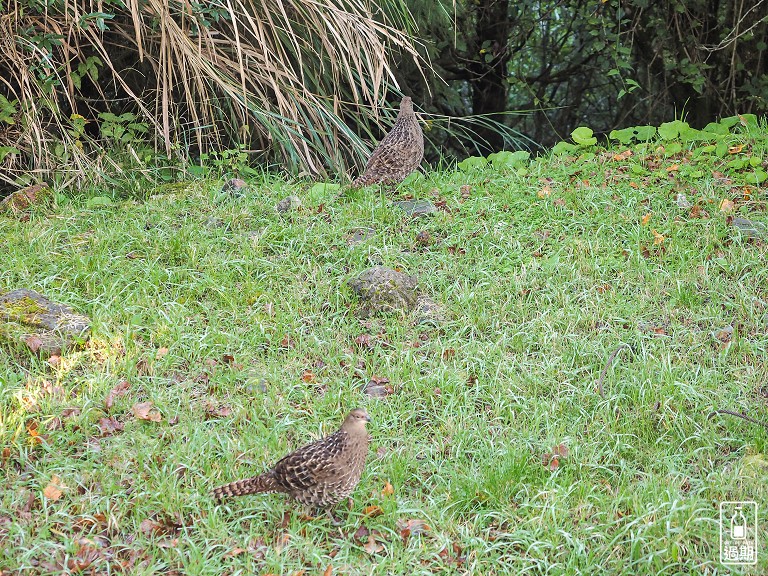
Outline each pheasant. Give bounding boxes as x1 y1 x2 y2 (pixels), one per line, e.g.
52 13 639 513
212 408 371 508
352 96 424 187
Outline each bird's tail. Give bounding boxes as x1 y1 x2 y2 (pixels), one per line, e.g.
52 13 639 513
212 472 278 501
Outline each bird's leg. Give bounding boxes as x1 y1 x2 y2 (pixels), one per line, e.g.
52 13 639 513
323 506 343 527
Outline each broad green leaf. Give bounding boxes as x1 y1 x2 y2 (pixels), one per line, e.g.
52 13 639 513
86 196 114 207
658 120 690 140
552 141 578 155
457 156 488 171
572 127 597 146
745 168 767 184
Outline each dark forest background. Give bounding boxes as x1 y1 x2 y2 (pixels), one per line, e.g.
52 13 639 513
1 0 766 190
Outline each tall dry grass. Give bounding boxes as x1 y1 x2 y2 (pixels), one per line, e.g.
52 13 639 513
0 0 425 189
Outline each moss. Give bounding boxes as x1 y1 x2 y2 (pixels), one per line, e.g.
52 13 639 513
0 295 48 326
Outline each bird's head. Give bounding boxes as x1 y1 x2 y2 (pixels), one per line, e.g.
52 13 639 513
342 408 371 433
399 96 413 115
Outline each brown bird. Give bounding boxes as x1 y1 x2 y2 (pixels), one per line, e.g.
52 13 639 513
212 408 370 508
352 96 424 187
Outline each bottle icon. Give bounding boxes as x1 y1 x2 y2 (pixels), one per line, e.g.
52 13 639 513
731 507 747 540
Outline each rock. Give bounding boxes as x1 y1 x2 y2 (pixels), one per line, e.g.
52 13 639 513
347 266 418 317
676 193 692 209
0 184 53 216
276 195 301 213
0 289 91 357
347 227 376 246
221 178 249 197
414 295 445 327
393 199 436 217
732 217 767 239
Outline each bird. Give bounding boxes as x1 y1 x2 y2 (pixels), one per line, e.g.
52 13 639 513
352 96 424 187
212 408 371 509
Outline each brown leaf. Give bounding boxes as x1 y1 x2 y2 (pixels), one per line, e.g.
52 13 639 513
43 475 64 500
24 335 44 353
666 163 679 172
97 416 124 436
61 407 81 419
728 144 744 154
353 525 370 541
354 333 373 348
280 334 295 349
382 480 394 497
223 547 246 558
205 403 232 419
132 401 162 422
397 518 430 544
364 378 393 398
301 370 316 383
719 198 735 213
553 198 566 207
47 355 61 367
222 353 235 365
641 213 652 226
156 347 169 359
537 185 552 198
363 505 384 518
363 534 385 554
441 348 456 361
104 379 130 410
651 229 665 245
552 444 569 458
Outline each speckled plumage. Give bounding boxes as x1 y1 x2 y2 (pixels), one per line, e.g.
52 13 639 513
352 96 424 187
212 409 370 507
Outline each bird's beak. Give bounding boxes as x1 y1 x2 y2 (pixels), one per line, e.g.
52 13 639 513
365 414 371 422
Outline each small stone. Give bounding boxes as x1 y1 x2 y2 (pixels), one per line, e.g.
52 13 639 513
414 295 445 327
393 200 436 217
221 178 249 197
348 228 376 246
0 289 91 357
276 195 302 213
732 217 767 239
676 193 692 209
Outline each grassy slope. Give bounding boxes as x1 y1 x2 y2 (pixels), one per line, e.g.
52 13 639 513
1 136 767 575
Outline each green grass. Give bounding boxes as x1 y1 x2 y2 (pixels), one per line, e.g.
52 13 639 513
1 138 767 575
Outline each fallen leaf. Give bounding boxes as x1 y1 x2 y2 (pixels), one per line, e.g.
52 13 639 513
301 370 316 383
222 353 235 365
104 379 130 410
441 348 456 361
24 335 44 353
447 245 466 256
205 403 232 419
651 229 665 245
641 213 652 226
97 416 124 436
363 505 384 518
47 355 61 367
363 534 384 554
354 333 374 348
537 185 551 198
280 334 295 349
323 565 333 576
364 377 393 398
629 181 639 189
719 198 735 213
552 443 569 458
132 401 162 422
223 547 246 558
666 163 679 172
553 198 566 207
156 347 169 359
397 518 430 544
43 476 64 500
728 144 744 154
353 525 370 541
382 480 394 496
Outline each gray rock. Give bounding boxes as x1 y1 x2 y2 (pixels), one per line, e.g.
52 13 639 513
347 227 376 246
732 217 767 239
393 199 436 217
414 295 445 327
676 193 692 209
276 195 301 213
348 266 418 317
0 289 91 357
220 178 249 197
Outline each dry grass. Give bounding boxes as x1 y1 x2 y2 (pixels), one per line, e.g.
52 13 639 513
0 0 425 188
